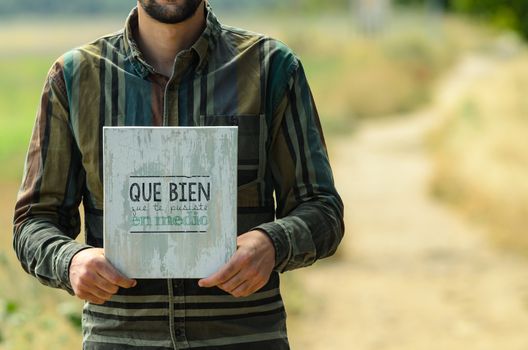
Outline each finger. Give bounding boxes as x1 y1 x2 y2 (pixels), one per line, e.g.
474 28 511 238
244 279 268 297
229 280 257 298
198 255 243 288
82 291 106 305
218 272 246 293
96 259 137 289
83 269 120 295
220 255 266 293
75 279 113 303
230 271 269 298
88 284 115 301
91 271 121 294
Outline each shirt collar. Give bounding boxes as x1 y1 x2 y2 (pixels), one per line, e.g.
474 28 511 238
123 2 221 78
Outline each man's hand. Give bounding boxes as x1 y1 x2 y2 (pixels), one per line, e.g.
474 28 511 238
198 230 275 298
69 248 137 304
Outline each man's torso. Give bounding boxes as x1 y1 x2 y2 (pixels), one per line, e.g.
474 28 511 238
58 8 297 350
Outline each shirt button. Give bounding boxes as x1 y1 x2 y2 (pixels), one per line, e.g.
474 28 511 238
175 329 182 337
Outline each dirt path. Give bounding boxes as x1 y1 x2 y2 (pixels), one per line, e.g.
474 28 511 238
287 55 528 349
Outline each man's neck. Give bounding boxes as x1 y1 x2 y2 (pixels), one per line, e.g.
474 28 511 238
136 2 206 77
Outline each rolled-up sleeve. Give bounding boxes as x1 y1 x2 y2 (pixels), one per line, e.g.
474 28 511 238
256 61 345 272
13 60 91 294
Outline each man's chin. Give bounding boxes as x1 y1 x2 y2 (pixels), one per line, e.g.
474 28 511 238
139 0 202 24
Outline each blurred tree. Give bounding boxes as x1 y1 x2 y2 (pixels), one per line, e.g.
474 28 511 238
394 0 450 8
451 0 528 39
393 0 528 39
395 0 423 5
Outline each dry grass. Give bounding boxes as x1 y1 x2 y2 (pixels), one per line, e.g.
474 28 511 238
226 12 490 131
430 50 528 254
0 181 83 350
0 13 489 181
0 18 123 57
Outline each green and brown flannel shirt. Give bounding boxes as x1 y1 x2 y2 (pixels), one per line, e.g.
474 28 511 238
13 4 344 350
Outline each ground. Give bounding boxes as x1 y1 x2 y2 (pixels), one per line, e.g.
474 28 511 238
286 54 528 350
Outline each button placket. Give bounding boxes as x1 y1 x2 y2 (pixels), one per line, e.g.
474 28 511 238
164 51 195 127
173 279 188 347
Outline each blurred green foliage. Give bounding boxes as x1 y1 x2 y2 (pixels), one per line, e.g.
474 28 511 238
58 302 83 331
394 0 528 39
450 0 528 40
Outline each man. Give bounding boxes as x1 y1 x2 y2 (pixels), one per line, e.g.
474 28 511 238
13 1 344 349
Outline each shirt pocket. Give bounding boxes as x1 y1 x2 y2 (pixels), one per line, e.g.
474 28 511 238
202 114 267 191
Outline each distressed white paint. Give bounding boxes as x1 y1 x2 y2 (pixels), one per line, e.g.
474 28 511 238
103 127 237 278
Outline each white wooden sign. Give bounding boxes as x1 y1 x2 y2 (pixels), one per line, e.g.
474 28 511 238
103 127 237 278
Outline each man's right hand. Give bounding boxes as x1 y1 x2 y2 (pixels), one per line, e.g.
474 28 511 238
69 248 137 304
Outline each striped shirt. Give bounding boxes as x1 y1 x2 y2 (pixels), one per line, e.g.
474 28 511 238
13 4 344 349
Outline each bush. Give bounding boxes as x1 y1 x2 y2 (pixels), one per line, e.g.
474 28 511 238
430 51 528 254
451 0 528 38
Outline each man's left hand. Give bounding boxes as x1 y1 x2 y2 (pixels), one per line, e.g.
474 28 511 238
198 230 275 297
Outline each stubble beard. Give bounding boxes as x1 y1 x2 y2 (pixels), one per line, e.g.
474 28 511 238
138 0 203 24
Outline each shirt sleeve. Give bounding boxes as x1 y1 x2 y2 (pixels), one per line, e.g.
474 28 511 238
255 60 345 272
12 60 91 295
